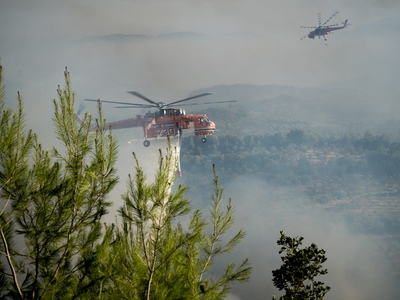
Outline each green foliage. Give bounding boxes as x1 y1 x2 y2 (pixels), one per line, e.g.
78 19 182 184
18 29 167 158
271 230 330 300
197 165 251 298
108 152 251 300
1 64 250 299
0 66 118 299
113 147 196 299
1 63 36 299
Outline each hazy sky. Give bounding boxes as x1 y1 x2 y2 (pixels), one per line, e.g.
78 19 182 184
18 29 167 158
1 1 400 299
1 0 399 97
1 0 399 131
0 0 398 146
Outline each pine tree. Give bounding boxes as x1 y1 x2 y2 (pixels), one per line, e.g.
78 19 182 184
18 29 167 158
109 152 251 299
0 65 118 299
195 165 251 299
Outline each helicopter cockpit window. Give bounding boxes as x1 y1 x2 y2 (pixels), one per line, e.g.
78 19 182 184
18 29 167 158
202 116 210 126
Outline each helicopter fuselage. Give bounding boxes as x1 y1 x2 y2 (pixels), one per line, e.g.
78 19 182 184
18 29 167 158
307 20 348 39
144 113 216 139
93 111 216 143
81 91 234 147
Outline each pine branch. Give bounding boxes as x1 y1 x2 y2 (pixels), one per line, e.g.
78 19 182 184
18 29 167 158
0 227 23 298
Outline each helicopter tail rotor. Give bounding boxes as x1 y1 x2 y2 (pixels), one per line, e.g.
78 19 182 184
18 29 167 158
76 102 87 116
74 102 88 127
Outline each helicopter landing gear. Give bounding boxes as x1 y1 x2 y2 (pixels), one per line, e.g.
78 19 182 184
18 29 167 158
202 137 207 143
143 140 150 147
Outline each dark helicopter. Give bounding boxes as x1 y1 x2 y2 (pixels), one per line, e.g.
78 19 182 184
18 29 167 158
301 12 349 45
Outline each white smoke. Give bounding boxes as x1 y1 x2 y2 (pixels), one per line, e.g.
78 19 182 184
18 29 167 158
106 130 182 222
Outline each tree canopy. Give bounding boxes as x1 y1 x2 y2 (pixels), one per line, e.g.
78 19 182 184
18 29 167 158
272 230 330 300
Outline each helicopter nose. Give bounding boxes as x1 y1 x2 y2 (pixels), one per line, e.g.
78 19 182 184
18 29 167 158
206 120 215 128
194 120 216 136
206 120 216 131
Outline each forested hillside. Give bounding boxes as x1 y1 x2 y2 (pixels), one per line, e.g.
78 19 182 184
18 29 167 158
180 84 400 278
182 131 400 218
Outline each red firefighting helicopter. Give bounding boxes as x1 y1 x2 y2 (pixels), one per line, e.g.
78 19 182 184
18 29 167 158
300 12 349 45
82 91 235 147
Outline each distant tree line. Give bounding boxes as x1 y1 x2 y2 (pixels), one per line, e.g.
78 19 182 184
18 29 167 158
181 129 400 197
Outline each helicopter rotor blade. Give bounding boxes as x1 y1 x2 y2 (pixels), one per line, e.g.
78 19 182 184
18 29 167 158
114 105 154 108
300 33 309 40
87 91 228 111
168 100 237 107
127 91 160 106
85 98 153 108
322 11 338 27
164 92 214 107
